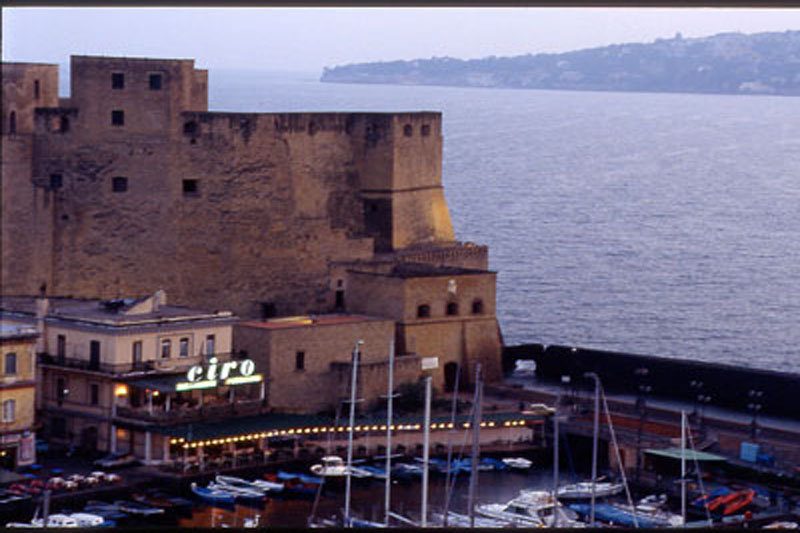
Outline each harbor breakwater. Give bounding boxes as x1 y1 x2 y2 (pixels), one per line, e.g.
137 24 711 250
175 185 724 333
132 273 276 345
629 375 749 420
504 344 799 420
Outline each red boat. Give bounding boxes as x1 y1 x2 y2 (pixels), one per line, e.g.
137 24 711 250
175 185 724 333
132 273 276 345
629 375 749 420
723 489 755 516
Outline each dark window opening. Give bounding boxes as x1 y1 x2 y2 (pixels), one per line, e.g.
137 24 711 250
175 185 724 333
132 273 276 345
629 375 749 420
296 351 305 371
90 384 99 406
308 122 318 135
446 302 459 316
161 339 171 359
111 110 124 126
417 304 431 318
403 124 413 137
261 302 276 319
89 340 101 370
132 341 142 365
112 176 128 193
5 353 17 375
421 124 431 137
52 417 66 438
183 179 198 195
183 121 197 135
335 290 345 310
57 334 66 361
34 80 40 100
60 117 70 133
112 72 125 89
149 73 162 90
472 299 484 314
50 174 63 189
9 111 16 134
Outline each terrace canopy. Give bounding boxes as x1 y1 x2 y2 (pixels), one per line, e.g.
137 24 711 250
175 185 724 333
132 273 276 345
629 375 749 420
644 448 727 462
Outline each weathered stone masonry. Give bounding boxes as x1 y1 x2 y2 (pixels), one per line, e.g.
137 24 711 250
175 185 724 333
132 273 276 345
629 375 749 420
2 55 502 389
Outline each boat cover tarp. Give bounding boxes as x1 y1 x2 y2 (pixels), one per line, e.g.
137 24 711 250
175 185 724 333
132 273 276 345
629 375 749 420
569 503 670 528
645 448 727 461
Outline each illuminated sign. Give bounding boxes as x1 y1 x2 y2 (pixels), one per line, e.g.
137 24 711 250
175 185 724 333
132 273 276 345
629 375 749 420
175 357 262 391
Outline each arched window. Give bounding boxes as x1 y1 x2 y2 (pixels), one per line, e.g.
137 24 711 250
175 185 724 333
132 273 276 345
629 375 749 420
403 124 413 137
472 299 484 314
417 304 431 318
446 302 459 316
9 111 17 134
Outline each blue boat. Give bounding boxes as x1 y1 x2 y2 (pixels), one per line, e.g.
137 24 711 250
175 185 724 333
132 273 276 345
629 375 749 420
276 470 322 485
190 482 235 505
569 503 672 528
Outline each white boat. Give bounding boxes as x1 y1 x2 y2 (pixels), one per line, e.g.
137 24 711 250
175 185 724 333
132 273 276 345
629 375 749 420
207 481 264 500
430 511 510 528
310 455 372 478
501 457 533 469
69 513 110 527
477 490 583 527
30 514 79 527
215 474 283 493
556 481 625 499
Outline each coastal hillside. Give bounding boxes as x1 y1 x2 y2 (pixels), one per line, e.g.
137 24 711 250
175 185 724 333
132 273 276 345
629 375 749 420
321 30 800 96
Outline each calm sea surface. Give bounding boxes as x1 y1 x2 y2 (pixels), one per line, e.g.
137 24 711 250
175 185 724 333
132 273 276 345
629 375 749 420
210 70 800 374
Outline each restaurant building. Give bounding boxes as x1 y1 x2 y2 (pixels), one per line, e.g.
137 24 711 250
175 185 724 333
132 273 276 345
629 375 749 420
0 290 245 464
0 323 38 469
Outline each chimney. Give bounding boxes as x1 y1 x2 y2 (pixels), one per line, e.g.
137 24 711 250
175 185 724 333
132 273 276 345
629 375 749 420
153 289 167 311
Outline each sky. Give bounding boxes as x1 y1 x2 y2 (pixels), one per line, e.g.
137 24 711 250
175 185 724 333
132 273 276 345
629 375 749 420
3 7 800 73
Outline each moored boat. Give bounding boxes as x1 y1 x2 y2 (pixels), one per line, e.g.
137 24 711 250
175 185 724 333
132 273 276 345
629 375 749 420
477 490 582 527
501 457 533 470
190 482 235 505
556 480 625 499
114 499 166 516
310 455 372 478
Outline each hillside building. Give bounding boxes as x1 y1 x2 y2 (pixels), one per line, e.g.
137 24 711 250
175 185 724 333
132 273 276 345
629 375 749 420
0 323 38 469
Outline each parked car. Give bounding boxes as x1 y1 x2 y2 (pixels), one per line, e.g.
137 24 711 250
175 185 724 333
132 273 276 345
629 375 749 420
93 453 139 469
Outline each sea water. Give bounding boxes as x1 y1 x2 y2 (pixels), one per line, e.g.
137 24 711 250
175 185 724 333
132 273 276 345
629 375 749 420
210 70 800 373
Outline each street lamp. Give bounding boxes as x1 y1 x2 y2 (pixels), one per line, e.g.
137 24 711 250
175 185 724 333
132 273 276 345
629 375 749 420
634 368 651 484
697 394 712 434
747 389 763 441
689 380 704 419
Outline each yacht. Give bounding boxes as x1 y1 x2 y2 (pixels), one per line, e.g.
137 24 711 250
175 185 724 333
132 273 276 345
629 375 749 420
310 455 372 478
556 481 624 499
477 490 583 527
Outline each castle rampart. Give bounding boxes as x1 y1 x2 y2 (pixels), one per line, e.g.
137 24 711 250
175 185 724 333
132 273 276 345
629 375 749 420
1 55 503 388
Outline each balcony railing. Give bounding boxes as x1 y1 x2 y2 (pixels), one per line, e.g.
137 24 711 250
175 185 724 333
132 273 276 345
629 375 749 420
115 398 266 425
38 351 245 376
38 353 156 375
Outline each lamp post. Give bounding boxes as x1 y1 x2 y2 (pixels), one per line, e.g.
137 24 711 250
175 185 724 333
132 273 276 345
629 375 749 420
747 389 763 441
583 372 601 528
697 394 712 434
689 380 704 420
634 368 650 484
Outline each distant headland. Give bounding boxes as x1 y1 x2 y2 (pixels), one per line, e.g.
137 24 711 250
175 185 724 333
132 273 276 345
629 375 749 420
321 30 800 96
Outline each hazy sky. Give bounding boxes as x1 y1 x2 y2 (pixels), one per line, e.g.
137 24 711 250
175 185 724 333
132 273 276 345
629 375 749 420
3 7 800 73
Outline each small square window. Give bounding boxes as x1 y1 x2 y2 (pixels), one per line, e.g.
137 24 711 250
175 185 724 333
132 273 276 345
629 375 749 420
111 110 124 126
421 124 431 137
149 74 162 90
112 73 125 89
112 176 128 193
183 179 198 195
50 174 63 189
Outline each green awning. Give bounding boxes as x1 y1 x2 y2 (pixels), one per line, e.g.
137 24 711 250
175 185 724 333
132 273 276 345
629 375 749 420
645 448 727 462
124 373 186 393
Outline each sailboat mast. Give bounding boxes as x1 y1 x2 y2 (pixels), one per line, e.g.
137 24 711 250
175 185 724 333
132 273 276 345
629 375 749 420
421 375 432 528
384 340 395 527
553 389 560 528
584 371 600 528
468 364 483 528
344 340 363 527
681 410 687 527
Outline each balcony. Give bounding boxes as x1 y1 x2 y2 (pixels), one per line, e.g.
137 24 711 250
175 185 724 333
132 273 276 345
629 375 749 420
37 352 243 376
38 353 156 375
114 398 266 425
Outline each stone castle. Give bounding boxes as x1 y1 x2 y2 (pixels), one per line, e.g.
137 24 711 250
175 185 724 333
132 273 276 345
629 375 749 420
1 55 502 389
